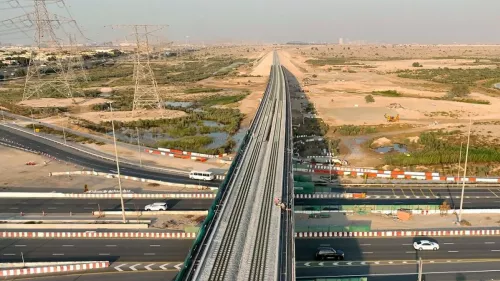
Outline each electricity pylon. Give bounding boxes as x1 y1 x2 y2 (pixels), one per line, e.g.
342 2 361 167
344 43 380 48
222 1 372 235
22 0 76 101
66 34 89 84
107 24 168 112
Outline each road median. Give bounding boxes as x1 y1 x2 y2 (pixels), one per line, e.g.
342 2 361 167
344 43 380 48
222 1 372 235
1 231 196 239
295 228 500 238
0 261 109 277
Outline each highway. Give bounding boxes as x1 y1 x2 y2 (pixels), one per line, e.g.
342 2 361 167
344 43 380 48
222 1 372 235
13 271 178 281
0 125 219 187
295 198 500 209
332 186 500 198
296 261 500 281
0 238 194 262
0 198 212 213
188 52 287 280
295 237 500 261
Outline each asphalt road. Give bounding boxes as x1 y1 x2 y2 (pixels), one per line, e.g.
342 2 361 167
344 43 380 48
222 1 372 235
295 198 500 209
6 271 178 281
0 126 220 187
296 261 500 281
296 236 500 261
0 198 212 213
0 238 194 263
332 187 500 198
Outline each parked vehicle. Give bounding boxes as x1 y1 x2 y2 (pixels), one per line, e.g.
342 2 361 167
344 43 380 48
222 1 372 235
413 240 439 251
144 202 168 211
315 247 344 260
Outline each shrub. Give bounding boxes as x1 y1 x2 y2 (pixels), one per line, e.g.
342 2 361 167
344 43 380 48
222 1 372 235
412 62 422 67
447 84 470 98
365 94 375 103
372 90 402 97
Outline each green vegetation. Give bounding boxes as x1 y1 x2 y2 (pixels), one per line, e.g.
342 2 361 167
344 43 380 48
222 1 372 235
196 94 248 107
396 67 500 85
157 136 236 155
385 130 500 165
412 62 423 67
334 125 378 136
371 90 402 97
25 124 105 145
184 87 223 94
450 98 490 105
365 94 375 103
305 57 362 66
446 84 470 98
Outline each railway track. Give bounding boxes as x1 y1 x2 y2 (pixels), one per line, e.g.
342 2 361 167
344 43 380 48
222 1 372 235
193 52 288 280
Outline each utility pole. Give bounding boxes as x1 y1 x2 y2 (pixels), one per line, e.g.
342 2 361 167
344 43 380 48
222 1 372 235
1 110 5 124
106 24 168 112
458 118 472 223
109 102 126 223
30 109 36 133
136 127 142 167
417 257 423 281
456 141 463 189
62 116 67 145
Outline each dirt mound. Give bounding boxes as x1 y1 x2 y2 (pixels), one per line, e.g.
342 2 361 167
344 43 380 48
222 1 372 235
372 137 392 148
18 98 111 108
75 109 186 123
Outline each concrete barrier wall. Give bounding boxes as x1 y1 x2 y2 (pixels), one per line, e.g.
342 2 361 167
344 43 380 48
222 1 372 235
0 261 105 269
49 171 211 190
0 261 109 277
93 210 208 216
295 229 500 238
0 224 149 230
295 209 500 215
0 192 216 199
1 231 196 239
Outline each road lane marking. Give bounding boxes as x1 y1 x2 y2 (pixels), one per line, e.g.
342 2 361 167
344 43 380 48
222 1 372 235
420 189 425 196
362 252 373 254
130 264 140 271
115 264 127 272
429 189 436 197
3 254 15 256
490 189 500 197
52 253 64 256
144 253 156 255
410 189 417 197
144 264 155 271
99 253 110 256
405 251 414 253
106 245 117 247
83 207 94 210
444 243 454 245
485 242 496 244
360 244 371 246
491 250 500 252
150 245 161 247
448 251 459 253
400 189 407 196
62 245 73 247
14 245 26 247
47 207 57 210
402 244 412 246
9 207 19 210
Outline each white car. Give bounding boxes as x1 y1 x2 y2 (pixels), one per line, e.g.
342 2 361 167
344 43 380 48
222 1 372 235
144 202 168 211
413 240 439 251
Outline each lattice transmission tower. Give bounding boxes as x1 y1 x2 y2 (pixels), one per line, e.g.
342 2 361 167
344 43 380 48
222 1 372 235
108 24 168 111
20 0 79 101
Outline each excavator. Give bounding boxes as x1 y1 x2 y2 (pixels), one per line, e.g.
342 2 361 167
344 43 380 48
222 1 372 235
384 113 400 123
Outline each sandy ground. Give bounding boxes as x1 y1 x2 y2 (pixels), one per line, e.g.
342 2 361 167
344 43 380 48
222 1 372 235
18 98 111 108
150 214 206 231
296 213 500 231
75 109 186 123
0 146 210 192
250 51 274 76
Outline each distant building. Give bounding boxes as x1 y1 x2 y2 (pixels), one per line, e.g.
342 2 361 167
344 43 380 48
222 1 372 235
338 38 344 45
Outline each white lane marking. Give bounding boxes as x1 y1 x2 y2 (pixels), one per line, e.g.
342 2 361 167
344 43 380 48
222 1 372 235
491 250 500 252
448 251 459 253
159 263 169 270
99 253 110 256
14 245 26 247
115 264 127 272
402 244 412 246
83 207 94 210
444 243 454 245
485 242 496 244
144 253 156 255
405 251 414 254
47 207 57 210
106 245 117 247
174 263 183 270
52 253 64 256
62 245 73 247
130 264 140 271
3 254 15 256
9 207 19 209
144 264 155 271
150 245 161 247
360 244 371 246
362 252 373 254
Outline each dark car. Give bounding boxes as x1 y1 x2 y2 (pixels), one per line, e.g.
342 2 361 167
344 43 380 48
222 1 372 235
315 247 344 260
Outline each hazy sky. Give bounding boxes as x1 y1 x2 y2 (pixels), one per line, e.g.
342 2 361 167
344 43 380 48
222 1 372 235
1 0 499 44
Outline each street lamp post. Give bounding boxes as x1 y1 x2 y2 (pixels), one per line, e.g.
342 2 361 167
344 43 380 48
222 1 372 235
458 118 472 223
30 109 35 133
456 141 463 189
136 127 142 167
109 102 127 223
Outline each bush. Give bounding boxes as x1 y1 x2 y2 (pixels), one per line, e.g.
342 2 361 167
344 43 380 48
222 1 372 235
447 84 470 98
365 94 375 103
372 90 402 97
412 62 423 67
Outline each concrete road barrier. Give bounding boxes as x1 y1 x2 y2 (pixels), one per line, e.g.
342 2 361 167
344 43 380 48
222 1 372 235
93 210 208 216
295 229 500 238
0 261 104 269
0 191 216 199
1 231 196 239
0 224 149 230
0 261 109 277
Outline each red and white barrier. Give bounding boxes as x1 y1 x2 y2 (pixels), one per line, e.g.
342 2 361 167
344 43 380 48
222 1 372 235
295 229 500 238
0 261 109 277
157 147 228 159
0 231 197 239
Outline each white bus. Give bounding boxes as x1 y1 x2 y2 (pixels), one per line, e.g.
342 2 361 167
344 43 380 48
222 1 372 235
189 171 215 181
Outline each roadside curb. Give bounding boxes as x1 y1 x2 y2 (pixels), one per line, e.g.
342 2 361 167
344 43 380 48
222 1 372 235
295 229 500 238
0 191 216 199
93 210 208 216
0 261 109 277
1 231 197 239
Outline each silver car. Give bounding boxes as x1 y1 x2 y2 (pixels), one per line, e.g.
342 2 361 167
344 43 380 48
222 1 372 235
413 240 439 251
